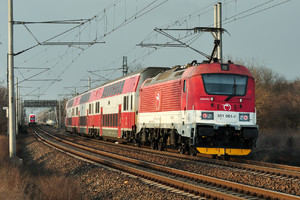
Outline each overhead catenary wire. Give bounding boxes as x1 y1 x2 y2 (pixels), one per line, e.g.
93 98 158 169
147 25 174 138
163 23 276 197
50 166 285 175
136 0 291 64
15 0 291 99
18 0 169 98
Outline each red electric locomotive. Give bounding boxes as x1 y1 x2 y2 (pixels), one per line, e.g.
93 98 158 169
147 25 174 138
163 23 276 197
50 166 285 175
29 114 36 126
65 61 258 157
137 61 258 156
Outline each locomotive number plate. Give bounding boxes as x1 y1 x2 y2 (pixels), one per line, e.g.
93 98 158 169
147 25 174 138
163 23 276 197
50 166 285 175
216 113 238 123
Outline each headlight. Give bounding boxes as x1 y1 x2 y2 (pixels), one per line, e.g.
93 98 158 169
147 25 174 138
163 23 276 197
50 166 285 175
201 112 214 120
239 114 250 121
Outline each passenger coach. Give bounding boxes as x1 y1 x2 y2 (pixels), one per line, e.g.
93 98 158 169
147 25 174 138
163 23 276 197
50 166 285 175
65 67 168 138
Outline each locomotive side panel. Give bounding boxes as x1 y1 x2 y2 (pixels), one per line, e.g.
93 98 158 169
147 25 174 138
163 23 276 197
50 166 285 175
138 79 182 132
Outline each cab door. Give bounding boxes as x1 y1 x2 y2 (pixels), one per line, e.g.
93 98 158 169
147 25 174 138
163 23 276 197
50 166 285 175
181 79 188 129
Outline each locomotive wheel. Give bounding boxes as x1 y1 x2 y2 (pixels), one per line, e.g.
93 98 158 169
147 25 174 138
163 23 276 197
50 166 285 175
189 145 197 156
150 141 158 150
178 144 186 154
133 139 141 147
158 138 164 151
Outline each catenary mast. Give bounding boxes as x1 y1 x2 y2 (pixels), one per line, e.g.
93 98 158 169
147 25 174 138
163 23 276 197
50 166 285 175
8 0 16 158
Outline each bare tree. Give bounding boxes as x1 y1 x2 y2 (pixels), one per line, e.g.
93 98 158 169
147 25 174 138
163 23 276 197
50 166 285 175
0 87 8 134
228 57 300 130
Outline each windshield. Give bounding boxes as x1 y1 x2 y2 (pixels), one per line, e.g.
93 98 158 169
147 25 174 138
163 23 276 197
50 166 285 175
202 74 247 96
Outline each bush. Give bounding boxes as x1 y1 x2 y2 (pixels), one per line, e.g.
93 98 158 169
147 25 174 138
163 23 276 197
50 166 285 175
249 129 300 166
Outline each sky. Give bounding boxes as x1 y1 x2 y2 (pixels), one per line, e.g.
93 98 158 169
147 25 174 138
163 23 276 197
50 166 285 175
0 0 299 113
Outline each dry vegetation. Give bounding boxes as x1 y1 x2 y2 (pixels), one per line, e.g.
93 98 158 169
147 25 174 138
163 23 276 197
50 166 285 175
0 134 82 200
232 58 300 165
246 129 300 166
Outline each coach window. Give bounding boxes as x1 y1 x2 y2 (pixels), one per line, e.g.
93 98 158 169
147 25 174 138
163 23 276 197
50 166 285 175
95 102 100 113
109 85 113 96
89 104 91 114
116 82 120 94
127 96 129 110
183 80 186 92
130 95 133 110
123 96 127 111
76 107 78 116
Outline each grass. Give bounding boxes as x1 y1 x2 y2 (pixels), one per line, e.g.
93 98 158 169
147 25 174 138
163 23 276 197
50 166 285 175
0 134 83 200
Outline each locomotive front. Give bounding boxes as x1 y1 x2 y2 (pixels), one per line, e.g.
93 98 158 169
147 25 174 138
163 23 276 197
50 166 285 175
186 63 258 156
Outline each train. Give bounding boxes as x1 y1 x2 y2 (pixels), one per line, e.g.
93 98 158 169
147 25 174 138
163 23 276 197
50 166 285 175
65 61 258 157
29 114 36 126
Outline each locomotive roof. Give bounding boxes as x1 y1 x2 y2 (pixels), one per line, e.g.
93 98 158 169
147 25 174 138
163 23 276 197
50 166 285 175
189 63 253 78
142 63 253 87
143 66 185 86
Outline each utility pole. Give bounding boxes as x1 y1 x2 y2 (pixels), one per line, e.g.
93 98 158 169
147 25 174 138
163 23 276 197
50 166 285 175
122 56 128 76
16 77 18 135
214 2 222 63
8 0 16 158
20 97 23 126
214 3 217 59
18 87 21 127
58 100 61 129
88 77 91 90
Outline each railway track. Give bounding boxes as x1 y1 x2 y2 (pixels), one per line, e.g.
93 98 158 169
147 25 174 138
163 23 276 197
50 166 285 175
34 126 300 200
41 126 300 180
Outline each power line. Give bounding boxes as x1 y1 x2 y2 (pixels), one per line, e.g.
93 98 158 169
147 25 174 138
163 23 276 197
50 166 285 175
38 0 169 95
223 0 291 25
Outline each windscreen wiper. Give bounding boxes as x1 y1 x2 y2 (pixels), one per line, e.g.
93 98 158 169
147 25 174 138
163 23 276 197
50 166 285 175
225 77 236 101
225 95 233 101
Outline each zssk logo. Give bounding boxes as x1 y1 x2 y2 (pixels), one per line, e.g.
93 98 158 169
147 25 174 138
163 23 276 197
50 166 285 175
156 91 161 111
223 103 231 111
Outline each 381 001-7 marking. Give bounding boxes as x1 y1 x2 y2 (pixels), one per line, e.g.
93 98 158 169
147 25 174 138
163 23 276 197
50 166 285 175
217 114 237 119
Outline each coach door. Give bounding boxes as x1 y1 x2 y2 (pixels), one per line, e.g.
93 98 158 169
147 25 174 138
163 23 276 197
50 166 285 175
86 109 89 134
118 104 122 138
100 107 103 136
78 110 80 133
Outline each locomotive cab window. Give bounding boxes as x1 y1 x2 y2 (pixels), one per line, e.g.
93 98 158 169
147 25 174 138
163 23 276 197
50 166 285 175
202 74 247 96
183 80 186 92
